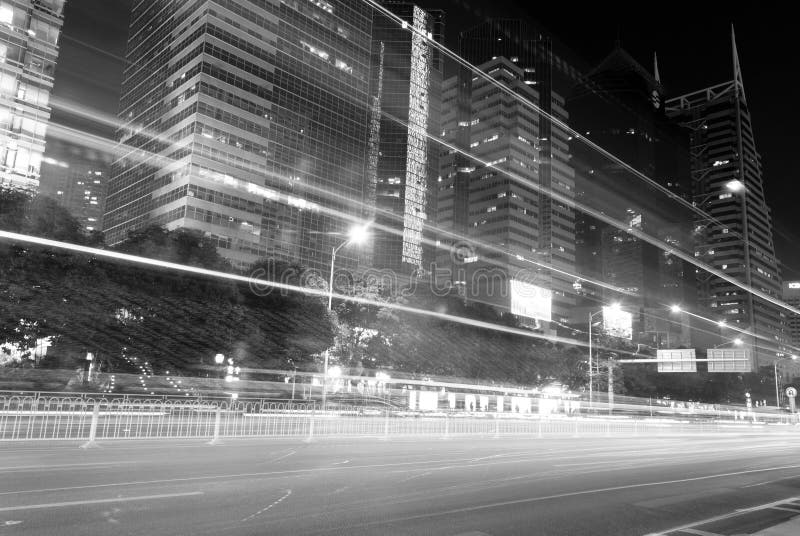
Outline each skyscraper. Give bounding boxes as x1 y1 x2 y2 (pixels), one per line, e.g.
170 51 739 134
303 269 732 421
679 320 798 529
105 0 374 272
437 20 576 326
0 0 65 190
569 44 694 348
367 2 443 276
438 56 575 325
666 28 785 366
39 137 112 233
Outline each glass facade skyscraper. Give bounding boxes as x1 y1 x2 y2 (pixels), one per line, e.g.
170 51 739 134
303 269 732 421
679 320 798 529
105 0 374 271
0 0 65 190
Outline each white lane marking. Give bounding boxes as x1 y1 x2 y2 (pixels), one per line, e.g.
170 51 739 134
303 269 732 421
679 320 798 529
681 529 723 536
316 471 800 531
769 505 800 513
742 473 800 488
645 496 800 535
332 460 350 465
0 491 203 512
555 461 621 467
265 450 296 464
3 520 23 526
331 487 349 494
470 454 505 462
241 489 292 522
0 461 136 473
401 471 432 483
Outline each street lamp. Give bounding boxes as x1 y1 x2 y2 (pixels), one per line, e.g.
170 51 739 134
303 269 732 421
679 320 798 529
587 303 618 407
323 222 370 410
773 355 798 408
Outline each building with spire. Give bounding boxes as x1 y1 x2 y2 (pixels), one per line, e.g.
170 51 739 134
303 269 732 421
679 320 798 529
665 27 786 367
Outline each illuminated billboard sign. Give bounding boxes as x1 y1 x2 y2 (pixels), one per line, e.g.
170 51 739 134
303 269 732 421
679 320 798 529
509 279 552 322
707 348 751 373
602 306 632 339
788 282 800 289
657 349 697 373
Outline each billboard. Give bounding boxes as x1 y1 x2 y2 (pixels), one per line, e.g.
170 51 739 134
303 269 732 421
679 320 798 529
657 349 697 373
603 306 633 339
707 348 751 373
510 279 552 322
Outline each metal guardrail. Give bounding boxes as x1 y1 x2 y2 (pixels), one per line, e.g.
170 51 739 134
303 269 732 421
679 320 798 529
0 394 797 443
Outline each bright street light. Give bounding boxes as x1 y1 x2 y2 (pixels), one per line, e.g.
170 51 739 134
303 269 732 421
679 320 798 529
214 353 224 364
323 222 371 410
348 223 370 245
726 179 745 192
733 338 743 346
670 305 681 313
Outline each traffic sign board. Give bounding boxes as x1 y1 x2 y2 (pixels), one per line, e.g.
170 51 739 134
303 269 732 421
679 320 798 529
786 387 797 398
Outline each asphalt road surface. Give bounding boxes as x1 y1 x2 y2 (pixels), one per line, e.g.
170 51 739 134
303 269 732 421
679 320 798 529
2 432 800 535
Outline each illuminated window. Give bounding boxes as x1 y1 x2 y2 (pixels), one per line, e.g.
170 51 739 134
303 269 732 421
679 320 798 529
0 5 13 25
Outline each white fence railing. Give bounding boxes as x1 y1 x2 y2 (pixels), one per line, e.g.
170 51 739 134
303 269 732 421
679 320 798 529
1 394 796 442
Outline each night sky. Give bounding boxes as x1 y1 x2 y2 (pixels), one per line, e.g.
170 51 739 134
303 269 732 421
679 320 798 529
50 1 800 278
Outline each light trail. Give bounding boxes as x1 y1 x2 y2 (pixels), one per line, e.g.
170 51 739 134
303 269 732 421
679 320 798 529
0 230 594 350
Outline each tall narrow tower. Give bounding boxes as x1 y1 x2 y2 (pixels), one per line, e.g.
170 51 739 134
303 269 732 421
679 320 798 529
666 26 786 366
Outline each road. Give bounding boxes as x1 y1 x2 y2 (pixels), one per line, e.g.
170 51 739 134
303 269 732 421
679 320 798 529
2 432 800 535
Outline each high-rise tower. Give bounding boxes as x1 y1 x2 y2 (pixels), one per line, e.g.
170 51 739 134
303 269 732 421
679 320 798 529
367 2 443 276
438 20 576 326
105 0 374 272
666 27 786 366
0 0 65 190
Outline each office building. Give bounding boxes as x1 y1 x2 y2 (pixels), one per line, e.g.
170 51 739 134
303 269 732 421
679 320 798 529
105 0 375 272
437 20 577 326
569 43 694 348
666 28 785 366
39 137 112 233
367 2 443 275
438 56 575 326
0 0 65 190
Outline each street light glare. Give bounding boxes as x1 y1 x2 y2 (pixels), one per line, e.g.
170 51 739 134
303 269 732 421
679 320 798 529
609 302 621 310
726 179 745 192
733 338 743 346
670 305 681 313
348 223 370 244
718 320 727 327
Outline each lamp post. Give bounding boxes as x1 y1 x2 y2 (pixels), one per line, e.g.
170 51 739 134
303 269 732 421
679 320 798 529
587 309 603 408
587 303 620 408
773 355 798 408
322 223 370 411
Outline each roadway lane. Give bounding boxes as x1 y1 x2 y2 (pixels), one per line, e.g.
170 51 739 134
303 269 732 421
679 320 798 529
2 433 800 535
